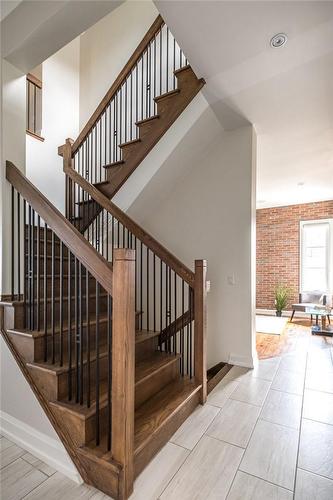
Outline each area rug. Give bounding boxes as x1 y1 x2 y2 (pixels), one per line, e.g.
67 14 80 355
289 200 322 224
256 315 288 335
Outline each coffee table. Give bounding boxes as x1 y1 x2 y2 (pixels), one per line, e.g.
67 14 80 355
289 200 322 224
305 306 333 336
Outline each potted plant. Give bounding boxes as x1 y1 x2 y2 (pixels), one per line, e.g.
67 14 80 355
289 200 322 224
275 284 290 317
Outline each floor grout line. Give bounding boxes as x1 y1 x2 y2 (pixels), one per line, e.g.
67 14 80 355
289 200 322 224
297 466 333 483
292 349 308 500
223 367 276 499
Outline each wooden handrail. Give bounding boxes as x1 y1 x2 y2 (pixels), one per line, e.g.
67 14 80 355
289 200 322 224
6 161 113 296
64 164 195 287
71 15 164 155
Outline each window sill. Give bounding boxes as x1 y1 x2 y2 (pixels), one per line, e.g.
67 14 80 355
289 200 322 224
26 130 45 142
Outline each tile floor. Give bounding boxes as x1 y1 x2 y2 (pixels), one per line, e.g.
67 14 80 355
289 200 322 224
1 326 333 499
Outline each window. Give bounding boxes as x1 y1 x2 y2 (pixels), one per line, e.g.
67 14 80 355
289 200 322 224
26 72 44 141
300 219 333 293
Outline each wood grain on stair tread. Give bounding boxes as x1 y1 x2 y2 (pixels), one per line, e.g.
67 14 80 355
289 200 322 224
134 378 201 453
136 352 180 386
135 114 159 126
102 160 125 170
119 138 141 149
154 88 180 103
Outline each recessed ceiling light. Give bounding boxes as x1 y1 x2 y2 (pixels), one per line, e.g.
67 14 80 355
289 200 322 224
270 33 288 48
297 182 305 186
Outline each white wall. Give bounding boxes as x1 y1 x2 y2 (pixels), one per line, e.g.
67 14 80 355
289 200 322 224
128 120 257 369
26 38 80 212
0 337 81 481
1 51 80 482
0 59 26 296
79 0 158 128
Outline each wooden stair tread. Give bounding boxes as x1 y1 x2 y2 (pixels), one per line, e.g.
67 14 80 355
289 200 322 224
174 64 191 76
119 138 141 149
102 160 125 170
135 115 159 126
27 344 109 374
154 88 180 103
134 378 200 454
136 352 180 386
51 352 177 420
135 329 160 344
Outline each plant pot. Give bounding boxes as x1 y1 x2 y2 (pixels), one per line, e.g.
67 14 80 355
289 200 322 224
276 310 282 317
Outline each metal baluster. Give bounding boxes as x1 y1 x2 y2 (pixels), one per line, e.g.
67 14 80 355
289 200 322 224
153 254 156 332
107 294 112 451
68 251 73 400
51 231 55 363
147 247 149 332
27 206 32 329
79 262 83 405
17 192 21 301
43 223 48 361
181 279 184 375
75 257 79 402
140 241 143 329
86 269 91 407
95 281 100 446
59 242 64 366
11 186 14 300
36 215 40 330
166 27 169 92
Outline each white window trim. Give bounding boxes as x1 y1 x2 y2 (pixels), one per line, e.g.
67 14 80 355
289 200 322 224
299 218 333 294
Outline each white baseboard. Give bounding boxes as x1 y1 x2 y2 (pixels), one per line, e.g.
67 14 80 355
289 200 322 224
228 353 255 369
0 411 82 483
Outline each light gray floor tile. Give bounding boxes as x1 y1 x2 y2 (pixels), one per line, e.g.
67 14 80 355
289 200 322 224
271 368 304 395
160 435 243 500
260 389 302 429
22 451 56 476
240 419 298 490
307 349 333 373
279 352 307 374
130 442 189 500
206 399 260 448
246 358 280 381
227 471 293 499
303 389 333 425
207 378 240 408
1 458 47 500
230 378 271 406
305 369 333 394
23 471 97 499
170 404 220 450
0 442 26 469
295 468 333 500
0 436 15 451
299 419 333 480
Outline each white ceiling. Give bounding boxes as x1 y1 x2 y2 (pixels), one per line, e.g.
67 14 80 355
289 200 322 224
156 1 333 208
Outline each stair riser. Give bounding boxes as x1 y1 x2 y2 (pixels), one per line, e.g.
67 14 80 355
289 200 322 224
24 274 102 296
135 360 179 409
27 295 109 327
25 239 63 257
28 354 109 401
25 257 69 274
134 388 200 478
50 357 180 446
51 402 110 447
7 323 109 363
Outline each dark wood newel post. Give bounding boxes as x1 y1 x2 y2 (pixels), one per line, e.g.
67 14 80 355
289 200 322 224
194 259 207 404
112 248 136 499
60 138 74 219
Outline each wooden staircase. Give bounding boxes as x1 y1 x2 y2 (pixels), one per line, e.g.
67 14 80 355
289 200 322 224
1 14 208 500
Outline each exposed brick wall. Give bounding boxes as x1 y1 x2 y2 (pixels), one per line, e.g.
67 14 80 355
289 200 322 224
256 200 333 310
